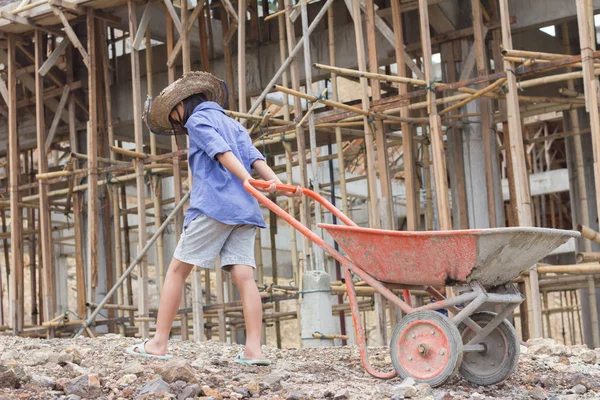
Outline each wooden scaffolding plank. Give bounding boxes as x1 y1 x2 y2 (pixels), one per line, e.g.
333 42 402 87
38 37 69 77
44 84 70 153
51 6 89 69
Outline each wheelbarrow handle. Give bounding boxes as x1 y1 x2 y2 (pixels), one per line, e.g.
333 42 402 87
246 179 300 194
245 179 358 227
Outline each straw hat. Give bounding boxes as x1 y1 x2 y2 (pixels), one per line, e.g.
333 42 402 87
144 71 228 135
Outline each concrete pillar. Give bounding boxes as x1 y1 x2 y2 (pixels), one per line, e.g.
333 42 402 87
462 119 491 229
301 270 336 347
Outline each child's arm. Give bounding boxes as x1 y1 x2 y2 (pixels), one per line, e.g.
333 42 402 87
216 151 301 197
216 151 253 182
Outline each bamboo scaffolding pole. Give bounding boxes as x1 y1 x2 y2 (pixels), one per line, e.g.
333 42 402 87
85 8 100 314
23 167 172 202
127 0 150 339
238 0 247 115
578 225 600 245
513 306 581 318
268 207 282 348
313 63 427 86
110 145 148 158
7 33 23 334
299 0 326 272
562 21 599 348
366 0 393 232
65 44 86 320
164 8 189 341
87 302 138 311
576 2 600 263
8 0 48 15
181 0 204 342
577 253 600 263
390 0 418 231
145 24 165 297
283 0 312 273
34 30 54 335
502 56 599 69
277 0 301 341
275 85 369 117
521 262 600 275
524 128 590 144
71 152 128 165
365 0 392 342
220 3 236 111
110 145 147 159
348 0 386 344
418 0 451 232
248 0 335 114
542 291 551 337
439 77 506 115
471 0 497 228
264 0 317 21
498 0 541 338
327 4 349 343
500 46 570 61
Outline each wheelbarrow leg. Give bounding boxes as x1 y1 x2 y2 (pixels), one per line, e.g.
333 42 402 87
343 265 397 379
403 290 412 308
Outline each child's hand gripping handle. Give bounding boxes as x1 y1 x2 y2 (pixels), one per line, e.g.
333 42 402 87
247 179 301 195
244 179 357 227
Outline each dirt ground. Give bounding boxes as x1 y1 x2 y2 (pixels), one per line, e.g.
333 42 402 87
1 335 600 399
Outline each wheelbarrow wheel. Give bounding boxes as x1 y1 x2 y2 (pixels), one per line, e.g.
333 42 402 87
458 311 519 386
390 310 463 387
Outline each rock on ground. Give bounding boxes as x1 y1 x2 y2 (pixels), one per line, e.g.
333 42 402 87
0 336 599 399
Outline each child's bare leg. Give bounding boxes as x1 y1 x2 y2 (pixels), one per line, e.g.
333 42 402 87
140 257 193 355
230 264 263 359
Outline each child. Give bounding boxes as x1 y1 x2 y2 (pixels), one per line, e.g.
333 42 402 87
126 71 301 364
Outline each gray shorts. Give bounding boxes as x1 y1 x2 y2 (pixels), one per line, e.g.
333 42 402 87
173 214 257 270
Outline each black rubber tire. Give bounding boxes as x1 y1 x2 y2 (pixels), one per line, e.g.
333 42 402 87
458 311 520 386
390 310 463 387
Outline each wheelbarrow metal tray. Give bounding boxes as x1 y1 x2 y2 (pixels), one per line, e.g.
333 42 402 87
320 225 580 288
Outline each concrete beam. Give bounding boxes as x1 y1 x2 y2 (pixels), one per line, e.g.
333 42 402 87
501 168 569 200
509 0 600 31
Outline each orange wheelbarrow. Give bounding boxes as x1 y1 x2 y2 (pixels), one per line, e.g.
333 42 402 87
245 180 580 387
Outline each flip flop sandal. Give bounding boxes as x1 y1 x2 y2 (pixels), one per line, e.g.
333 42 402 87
234 352 271 366
125 340 173 360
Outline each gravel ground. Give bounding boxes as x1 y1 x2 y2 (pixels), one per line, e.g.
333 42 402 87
0 335 599 399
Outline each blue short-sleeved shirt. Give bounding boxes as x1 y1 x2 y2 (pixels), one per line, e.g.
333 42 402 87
183 101 266 229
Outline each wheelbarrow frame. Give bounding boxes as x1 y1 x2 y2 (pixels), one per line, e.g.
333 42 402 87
244 179 524 380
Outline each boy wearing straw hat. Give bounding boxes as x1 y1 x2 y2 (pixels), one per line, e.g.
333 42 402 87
125 72 301 364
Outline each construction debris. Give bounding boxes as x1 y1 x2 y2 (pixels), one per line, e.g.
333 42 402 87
0 335 600 399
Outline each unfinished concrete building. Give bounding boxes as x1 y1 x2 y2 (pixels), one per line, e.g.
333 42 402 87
0 0 600 354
